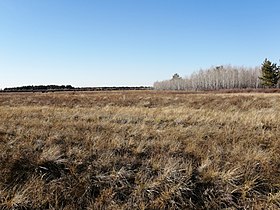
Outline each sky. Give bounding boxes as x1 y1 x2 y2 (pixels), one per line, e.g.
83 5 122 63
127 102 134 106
0 0 279 88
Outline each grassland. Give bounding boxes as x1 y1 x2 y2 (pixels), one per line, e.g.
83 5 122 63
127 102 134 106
0 91 279 209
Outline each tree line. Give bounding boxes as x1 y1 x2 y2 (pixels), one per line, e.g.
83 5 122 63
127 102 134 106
2 85 152 92
154 59 280 90
3 85 75 92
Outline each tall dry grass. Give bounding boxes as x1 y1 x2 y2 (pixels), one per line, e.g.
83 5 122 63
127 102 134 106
0 91 279 209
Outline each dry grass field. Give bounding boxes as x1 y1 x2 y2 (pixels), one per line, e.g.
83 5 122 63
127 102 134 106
0 91 279 209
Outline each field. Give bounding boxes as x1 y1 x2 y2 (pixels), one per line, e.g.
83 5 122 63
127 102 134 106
0 91 279 209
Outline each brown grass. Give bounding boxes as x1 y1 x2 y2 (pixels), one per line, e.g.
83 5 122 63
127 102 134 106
0 91 279 209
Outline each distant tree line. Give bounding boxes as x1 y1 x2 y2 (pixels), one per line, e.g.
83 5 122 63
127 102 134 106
2 85 152 92
154 59 280 90
3 85 75 92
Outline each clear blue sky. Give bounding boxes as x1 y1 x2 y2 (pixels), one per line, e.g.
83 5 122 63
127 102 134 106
0 0 279 88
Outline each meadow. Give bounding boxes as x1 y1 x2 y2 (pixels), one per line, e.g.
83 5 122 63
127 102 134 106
0 91 279 209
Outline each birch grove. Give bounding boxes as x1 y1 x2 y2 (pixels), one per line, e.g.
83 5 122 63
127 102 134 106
154 65 262 90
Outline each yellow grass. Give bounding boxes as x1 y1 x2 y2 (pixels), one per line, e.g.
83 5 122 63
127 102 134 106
0 91 279 209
